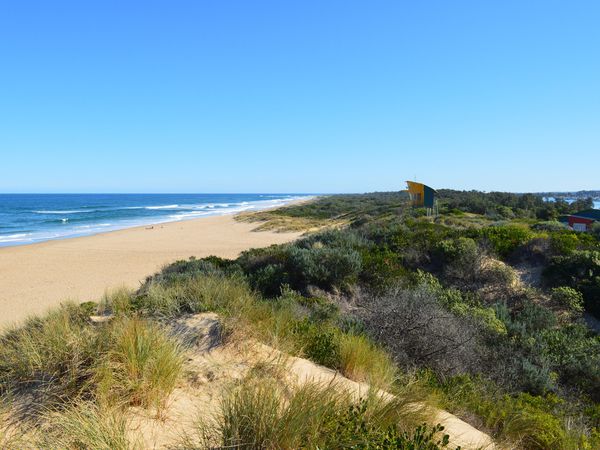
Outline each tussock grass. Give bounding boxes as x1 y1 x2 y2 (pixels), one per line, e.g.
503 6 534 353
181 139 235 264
95 317 183 412
99 286 134 316
190 367 435 450
136 274 255 319
0 301 183 419
0 395 34 449
0 303 99 402
339 333 397 389
136 275 304 353
41 401 136 450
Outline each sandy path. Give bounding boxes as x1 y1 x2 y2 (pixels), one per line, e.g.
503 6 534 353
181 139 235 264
0 215 301 328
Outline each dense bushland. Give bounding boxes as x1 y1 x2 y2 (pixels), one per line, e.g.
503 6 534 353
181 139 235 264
1 189 598 448
188 190 599 449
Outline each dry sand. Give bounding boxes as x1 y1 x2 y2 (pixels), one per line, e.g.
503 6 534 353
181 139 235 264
0 215 302 328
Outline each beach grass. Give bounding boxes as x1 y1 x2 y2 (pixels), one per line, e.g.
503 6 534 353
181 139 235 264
40 401 135 450
189 368 434 450
95 317 183 412
338 332 397 389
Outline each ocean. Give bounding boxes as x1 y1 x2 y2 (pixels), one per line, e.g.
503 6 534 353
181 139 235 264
0 193 313 247
543 197 600 209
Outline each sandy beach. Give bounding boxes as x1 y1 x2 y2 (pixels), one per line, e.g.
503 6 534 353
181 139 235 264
0 215 301 328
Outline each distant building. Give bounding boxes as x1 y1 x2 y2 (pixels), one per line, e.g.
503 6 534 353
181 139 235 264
406 181 438 216
563 209 600 231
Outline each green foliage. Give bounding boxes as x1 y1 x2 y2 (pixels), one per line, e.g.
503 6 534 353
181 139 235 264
473 225 534 257
270 191 410 221
142 256 241 288
551 287 584 313
434 237 478 264
287 245 362 291
359 246 408 291
592 222 600 240
240 239 362 296
544 250 600 317
432 374 575 450
292 319 341 368
438 189 593 220
540 325 600 402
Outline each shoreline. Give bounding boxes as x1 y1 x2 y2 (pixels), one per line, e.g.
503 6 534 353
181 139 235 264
0 195 315 249
0 213 303 328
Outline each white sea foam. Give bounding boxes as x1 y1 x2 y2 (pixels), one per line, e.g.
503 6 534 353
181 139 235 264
168 211 213 220
34 210 89 214
145 204 179 210
0 233 31 242
75 223 112 229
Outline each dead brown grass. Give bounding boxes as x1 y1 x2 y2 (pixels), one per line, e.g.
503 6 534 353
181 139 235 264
235 210 345 233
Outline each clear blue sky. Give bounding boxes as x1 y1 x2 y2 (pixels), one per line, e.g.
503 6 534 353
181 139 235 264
1 1 598 193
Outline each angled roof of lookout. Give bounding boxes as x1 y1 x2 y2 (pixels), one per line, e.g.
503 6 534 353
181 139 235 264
406 181 437 208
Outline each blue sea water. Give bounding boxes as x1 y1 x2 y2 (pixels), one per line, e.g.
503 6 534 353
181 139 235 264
0 194 313 247
543 197 600 209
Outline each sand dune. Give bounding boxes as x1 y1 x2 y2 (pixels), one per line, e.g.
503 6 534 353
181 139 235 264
0 215 301 328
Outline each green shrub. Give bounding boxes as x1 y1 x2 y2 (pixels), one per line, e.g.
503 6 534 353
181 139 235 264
250 263 290 297
551 287 584 314
531 221 567 232
240 243 362 295
592 222 600 240
292 319 341 368
359 246 408 292
544 250 600 317
541 325 600 401
474 225 534 258
144 256 240 286
512 300 557 335
435 375 569 449
286 245 362 291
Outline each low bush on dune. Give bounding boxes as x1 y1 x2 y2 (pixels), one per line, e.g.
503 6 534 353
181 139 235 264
429 374 598 450
238 234 363 297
